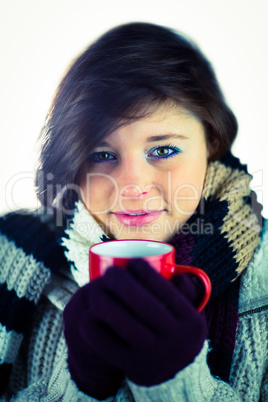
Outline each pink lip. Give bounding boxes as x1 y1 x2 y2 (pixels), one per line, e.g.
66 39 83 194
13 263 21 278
112 209 165 226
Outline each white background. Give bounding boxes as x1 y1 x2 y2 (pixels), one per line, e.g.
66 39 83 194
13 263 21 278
0 0 267 217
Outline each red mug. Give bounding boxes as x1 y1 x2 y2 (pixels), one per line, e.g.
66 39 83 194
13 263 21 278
89 239 211 312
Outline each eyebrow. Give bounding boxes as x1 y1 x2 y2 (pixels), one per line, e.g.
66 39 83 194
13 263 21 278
146 134 189 142
96 140 111 147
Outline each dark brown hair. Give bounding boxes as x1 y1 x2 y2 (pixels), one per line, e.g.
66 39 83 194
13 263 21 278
36 22 238 211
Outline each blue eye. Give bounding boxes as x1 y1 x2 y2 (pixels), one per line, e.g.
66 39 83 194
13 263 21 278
87 151 117 163
147 145 181 160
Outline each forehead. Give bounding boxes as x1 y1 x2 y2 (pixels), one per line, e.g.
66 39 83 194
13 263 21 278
98 103 203 146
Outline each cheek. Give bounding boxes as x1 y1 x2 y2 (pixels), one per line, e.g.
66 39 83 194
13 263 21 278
172 184 201 215
80 175 117 213
170 161 207 215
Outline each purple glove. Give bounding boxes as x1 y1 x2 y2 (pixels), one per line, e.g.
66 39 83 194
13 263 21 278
171 271 206 309
75 258 207 387
63 284 124 399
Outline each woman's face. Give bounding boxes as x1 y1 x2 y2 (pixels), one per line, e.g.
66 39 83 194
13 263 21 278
80 104 208 242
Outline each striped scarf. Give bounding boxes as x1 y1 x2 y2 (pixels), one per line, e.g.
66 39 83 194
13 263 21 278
169 151 262 381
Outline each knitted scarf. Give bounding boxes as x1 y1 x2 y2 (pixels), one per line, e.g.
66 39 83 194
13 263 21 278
62 152 262 383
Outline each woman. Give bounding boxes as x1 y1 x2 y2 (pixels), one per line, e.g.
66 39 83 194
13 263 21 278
0 22 267 400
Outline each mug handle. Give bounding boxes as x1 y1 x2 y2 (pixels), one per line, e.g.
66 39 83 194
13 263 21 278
164 264 212 313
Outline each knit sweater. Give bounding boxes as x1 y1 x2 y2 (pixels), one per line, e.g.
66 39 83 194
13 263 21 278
0 206 267 401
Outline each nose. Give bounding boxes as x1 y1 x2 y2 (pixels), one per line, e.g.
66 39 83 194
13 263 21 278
116 155 152 198
121 185 148 198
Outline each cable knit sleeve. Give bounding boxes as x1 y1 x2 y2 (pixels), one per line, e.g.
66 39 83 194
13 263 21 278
127 341 242 401
0 232 51 394
12 346 114 402
127 312 268 401
0 210 68 396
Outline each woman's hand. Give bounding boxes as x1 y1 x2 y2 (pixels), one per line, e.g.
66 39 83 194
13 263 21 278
63 283 125 400
66 258 207 389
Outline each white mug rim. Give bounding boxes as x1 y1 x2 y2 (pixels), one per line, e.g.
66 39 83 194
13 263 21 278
90 239 173 258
